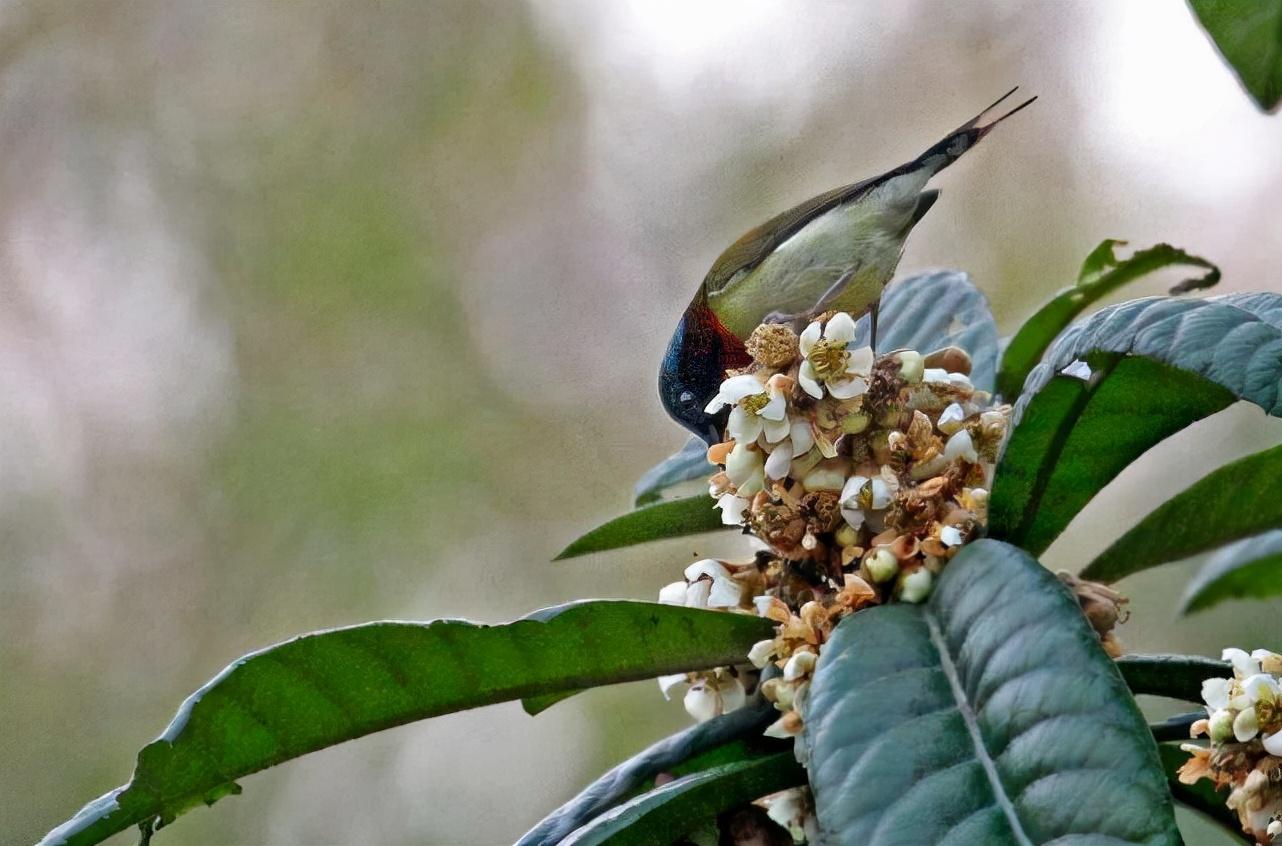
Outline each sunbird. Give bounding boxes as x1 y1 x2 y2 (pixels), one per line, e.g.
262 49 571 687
660 88 1035 445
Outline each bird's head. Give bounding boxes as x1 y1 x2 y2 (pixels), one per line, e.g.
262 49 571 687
659 302 752 446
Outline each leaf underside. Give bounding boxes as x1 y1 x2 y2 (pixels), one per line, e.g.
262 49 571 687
852 269 1000 392
1083 443 1282 583
991 294 1282 555
555 495 728 560
1189 0 1282 112
1180 528 1282 614
996 240 1220 399
800 539 1180 846
634 436 712 506
39 601 772 846
560 752 806 846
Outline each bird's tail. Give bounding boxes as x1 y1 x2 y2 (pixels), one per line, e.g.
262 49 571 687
914 86 1037 176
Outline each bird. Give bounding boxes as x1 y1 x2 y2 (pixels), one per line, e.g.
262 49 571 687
660 87 1035 446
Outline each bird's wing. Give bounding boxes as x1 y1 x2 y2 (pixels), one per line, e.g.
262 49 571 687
701 176 882 297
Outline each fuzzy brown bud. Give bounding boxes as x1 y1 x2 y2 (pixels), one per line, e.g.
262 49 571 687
746 323 800 368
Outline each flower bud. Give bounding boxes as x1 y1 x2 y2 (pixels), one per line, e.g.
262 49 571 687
895 350 924 384
783 650 817 681
748 639 776 669
866 547 899 583
1208 708 1235 743
937 402 966 435
899 568 933 604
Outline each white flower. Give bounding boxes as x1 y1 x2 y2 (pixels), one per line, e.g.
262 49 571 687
1202 677 1232 711
1223 647 1262 679
1254 649 1282 674
1242 673 1280 705
840 474 892 529
704 374 790 444
683 672 745 722
725 442 765 496
658 581 687 605
764 420 815 480
797 313 874 400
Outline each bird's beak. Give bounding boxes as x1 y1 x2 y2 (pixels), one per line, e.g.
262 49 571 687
700 420 722 448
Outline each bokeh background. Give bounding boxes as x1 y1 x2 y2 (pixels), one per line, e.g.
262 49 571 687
3 1 1281 844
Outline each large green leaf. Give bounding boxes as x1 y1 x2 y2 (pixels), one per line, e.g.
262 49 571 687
555 495 729 560
634 436 712 506
1189 0 1282 112
39 602 772 846
1158 744 1247 842
991 294 1282 554
1180 528 1282 614
1083 443 1282 583
518 696 783 846
559 752 805 846
852 269 999 391
799 539 1179 846
996 240 1219 399
1117 654 1229 702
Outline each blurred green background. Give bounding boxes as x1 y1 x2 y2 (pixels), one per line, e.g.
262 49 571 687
2 1 1280 844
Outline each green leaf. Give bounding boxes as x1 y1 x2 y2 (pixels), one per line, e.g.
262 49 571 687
996 240 1219 398
1189 0 1282 112
634 436 712 506
1116 653 1229 702
1181 528 1282 613
1083 443 1282 583
799 539 1180 846
1157 744 1246 842
558 752 805 846
517 696 782 846
39 601 773 846
555 495 728 560
852 269 999 391
991 294 1282 554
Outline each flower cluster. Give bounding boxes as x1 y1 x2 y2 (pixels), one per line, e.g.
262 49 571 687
1181 648 1282 843
658 311 1011 740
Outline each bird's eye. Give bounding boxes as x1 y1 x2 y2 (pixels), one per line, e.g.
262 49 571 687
678 390 698 411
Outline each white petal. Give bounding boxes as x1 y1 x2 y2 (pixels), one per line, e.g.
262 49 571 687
725 442 763 485
684 579 712 608
721 373 766 402
1223 647 1261 678
684 684 720 722
707 575 743 608
1061 359 1092 381
1242 673 1279 703
939 526 965 547
1233 706 1260 742
841 507 866 530
823 312 858 344
944 429 978 463
765 441 794 480
790 421 814 455
1201 677 1232 710
685 558 730 581
737 471 765 497
762 415 791 445
847 345 875 373
783 651 817 681
719 677 747 713
937 403 966 435
947 372 974 389
716 494 750 526
798 321 822 356
658 581 688 605
747 639 776 669
1263 731 1282 756
727 405 762 444
759 392 787 421
763 714 801 738
868 477 891 510
753 595 775 616
801 466 844 492
657 673 687 699
840 474 870 506
923 368 950 384
797 361 823 399
827 375 868 400
703 394 729 414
